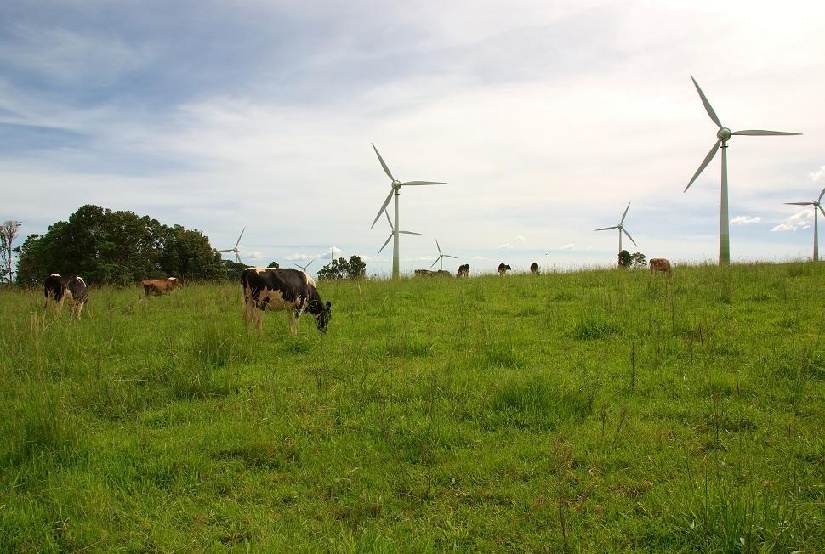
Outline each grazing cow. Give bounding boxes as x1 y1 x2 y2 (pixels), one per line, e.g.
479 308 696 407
140 277 182 296
43 273 89 319
414 269 435 277
497 263 511 276
242 267 331 335
457 263 470 278
649 257 673 275
530 262 539 275
436 270 453 277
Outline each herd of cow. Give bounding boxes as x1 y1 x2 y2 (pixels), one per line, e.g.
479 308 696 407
42 257 670 335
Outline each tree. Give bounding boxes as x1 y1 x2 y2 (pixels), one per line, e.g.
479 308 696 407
317 255 365 280
0 220 22 284
14 205 226 285
618 250 632 268
631 252 647 269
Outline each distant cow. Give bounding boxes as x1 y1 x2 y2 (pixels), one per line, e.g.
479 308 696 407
530 262 539 275
414 269 435 277
436 270 453 277
649 258 673 275
140 277 182 296
43 273 89 319
457 263 470 278
242 267 331 335
498 263 511 276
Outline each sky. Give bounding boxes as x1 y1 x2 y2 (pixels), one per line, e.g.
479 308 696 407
2 0 824 278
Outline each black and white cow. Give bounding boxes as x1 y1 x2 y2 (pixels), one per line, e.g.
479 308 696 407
497 263 511 276
241 267 331 335
530 262 539 275
457 263 470 278
43 273 89 319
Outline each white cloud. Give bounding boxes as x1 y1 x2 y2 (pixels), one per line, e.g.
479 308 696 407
771 209 812 232
730 216 761 226
810 165 825 183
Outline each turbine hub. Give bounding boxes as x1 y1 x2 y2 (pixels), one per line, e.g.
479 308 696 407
717 127 732 142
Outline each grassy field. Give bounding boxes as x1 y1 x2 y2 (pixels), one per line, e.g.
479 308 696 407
0 263 822 552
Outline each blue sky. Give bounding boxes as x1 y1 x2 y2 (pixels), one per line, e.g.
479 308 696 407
2 0 824 277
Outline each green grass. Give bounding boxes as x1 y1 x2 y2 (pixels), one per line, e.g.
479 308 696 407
0 263 823 551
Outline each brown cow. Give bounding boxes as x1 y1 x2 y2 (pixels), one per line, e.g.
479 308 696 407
648 258 672 275
141 277 182 296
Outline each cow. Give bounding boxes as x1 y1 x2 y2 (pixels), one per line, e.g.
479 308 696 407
649 257 673 275
436 270 453 277
241 267 331 336
414 269 435 277
530 262 539 275
140 277 182 296
497 263 511 276
43 273 89 320
457 263 470 278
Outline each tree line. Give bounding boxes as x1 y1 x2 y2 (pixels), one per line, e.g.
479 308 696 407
12 205 226 285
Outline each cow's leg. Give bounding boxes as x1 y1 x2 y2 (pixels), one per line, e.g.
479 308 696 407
288 310 299 336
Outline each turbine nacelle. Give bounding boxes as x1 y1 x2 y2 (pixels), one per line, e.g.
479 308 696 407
717 127 732 142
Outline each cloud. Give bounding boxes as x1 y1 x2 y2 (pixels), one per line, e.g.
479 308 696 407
730 216 762 226
771 209 812 232
498 235 527 249
810 165 825 183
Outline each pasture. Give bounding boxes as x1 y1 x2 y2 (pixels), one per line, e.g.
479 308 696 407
0 263 822 552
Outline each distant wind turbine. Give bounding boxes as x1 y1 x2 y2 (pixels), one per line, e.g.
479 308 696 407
219 227 245 264
784 187 825 261
378 209 420 254
595 203 637 266
430 239 457 270
370 144 444 279
294 259 315 272
684 76 801 265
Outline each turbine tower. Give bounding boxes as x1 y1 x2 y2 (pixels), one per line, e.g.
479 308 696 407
219 227 245 264
785 187 825 261
685 76 801 265
370 144 444 279
595 203 637 266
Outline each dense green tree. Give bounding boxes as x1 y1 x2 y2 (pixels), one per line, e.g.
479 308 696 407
618 250 632 268
15 205 225 285
631 251 647 268
318 255 366 280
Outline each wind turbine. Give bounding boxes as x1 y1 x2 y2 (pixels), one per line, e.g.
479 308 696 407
370 144 445 279
219 227 245 263
430 239 457 270
684 76 801 265
595 203 637 266
378 209 420 254
294 259 315 272
784 187 825 261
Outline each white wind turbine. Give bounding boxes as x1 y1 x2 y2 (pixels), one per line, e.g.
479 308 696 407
370 144 444 279
219 227 245 264
378 209 421 255
294 259 315 272
430 239 457 270
595 203 637 266
784 187 825 262
684 76 801 265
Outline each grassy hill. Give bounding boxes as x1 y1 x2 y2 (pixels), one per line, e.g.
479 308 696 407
1 263 822 551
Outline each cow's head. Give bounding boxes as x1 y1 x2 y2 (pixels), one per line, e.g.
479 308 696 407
311 300 333 333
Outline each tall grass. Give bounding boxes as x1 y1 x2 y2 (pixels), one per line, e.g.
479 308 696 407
0 263 822 551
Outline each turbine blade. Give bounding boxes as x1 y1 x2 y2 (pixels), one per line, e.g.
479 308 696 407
371 191 394 228
623 228 637 247
235 227 246 247
731 130 802 136
378 234 392 253
436 239 442 254
785 202 814 206
401 180 445 186
594 226 618 231
445 254 458 259
691 76 722 128
685 140 721 192
383 209 393 229
818 187 825 203
819 205 825 218
372 144 396 182
430 257 440 268
620 204 630 224
399 231 421 236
